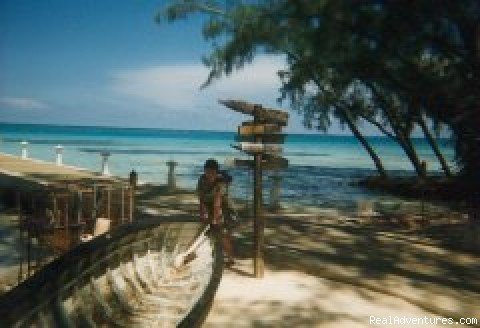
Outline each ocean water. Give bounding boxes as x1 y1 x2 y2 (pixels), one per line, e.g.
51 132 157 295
0 123 455 210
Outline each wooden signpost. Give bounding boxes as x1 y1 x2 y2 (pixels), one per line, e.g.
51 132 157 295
220 100 289 126
235 134 286 144
238 123 282 135
233 157 288 170
220 99 289 278
231 142 283 155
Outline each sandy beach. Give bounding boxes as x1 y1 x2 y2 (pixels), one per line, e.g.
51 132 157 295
0 182 479 326
2 0 480 326
133 185 480 327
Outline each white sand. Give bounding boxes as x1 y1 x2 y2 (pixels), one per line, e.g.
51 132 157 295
204 259 451 328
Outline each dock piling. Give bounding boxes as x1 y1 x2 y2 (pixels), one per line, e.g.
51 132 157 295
100 152 111 176
21 141 29 159
55 145 64 166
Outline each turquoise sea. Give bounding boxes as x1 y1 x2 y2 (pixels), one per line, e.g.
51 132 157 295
0 123 455 210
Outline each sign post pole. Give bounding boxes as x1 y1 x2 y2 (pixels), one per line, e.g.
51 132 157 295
253 105 264 278
220 99 289 279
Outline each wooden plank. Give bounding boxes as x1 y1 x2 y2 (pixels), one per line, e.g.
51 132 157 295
234 157 288 170
233 159 253 168
235 134 285 144
238 123 282 136
265 156 288 168
235 156 288 167
242 142 283 153
262 152 288 161
232 142 283 155
219 100 289 126
255 109 288 126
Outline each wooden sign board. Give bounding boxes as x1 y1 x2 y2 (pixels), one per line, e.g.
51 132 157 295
222 99 290 278
235 134 286 144
262 152 288 162
220 100 289 126
238 123 282 136
234 157 288 170
255 109 288 126
232 143 283 155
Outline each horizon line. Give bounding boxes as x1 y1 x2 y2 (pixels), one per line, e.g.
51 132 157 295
0 121 444 139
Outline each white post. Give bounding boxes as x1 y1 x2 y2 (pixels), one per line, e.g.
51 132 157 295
55 145 63 166
101 152 111 176
21 141 29 159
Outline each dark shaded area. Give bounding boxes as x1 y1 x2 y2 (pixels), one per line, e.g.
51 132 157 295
132 187 480 324
358 176 480 220
358 176 474 203
229 213 480 321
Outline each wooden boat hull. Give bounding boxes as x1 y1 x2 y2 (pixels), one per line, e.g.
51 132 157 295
0 218 223 327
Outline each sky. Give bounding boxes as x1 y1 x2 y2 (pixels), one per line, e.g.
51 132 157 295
0 0 370 134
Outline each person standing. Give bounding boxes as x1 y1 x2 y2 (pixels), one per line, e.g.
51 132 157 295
197 159 235 266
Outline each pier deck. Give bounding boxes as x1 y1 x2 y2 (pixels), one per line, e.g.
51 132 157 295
0 153 134 283
0 153 118 190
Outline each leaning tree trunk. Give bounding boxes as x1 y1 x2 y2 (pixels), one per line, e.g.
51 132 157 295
340 107 388 178
400 133 426 177
417 114 452 177
386 114 426 178
313 78 388 178
368 84 426 177
377 100 426 177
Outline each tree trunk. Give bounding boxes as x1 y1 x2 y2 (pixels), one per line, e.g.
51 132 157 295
384 109 426 177
341 107 388 178
417 114 452 177
312 78 388 178
366 82 426 177
398 132 426 177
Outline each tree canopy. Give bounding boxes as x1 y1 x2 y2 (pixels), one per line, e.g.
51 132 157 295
160 0 480 188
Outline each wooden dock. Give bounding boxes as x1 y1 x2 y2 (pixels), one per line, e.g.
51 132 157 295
0 153 117 190
0 153 135 278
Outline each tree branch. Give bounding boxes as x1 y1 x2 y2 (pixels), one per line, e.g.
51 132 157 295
361 114 398 140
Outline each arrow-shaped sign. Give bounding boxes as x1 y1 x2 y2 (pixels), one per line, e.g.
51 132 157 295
220 100 289 126
235 134 286 144
238 123 282 136
232 142 283 155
